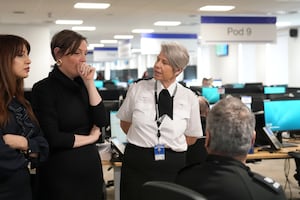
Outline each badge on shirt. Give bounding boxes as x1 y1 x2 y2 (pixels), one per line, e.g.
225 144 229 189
154 144 165 161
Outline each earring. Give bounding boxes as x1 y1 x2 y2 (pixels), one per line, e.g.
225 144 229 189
56 59 62 66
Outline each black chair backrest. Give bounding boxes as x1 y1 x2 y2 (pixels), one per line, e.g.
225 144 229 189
142 181 207 200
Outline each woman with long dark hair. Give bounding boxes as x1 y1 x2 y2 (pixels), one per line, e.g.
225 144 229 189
0 34 49 200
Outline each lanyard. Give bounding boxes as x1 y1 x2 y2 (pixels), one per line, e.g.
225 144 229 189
154 80 177 140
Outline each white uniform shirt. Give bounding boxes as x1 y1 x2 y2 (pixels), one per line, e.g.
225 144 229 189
117 78 203 152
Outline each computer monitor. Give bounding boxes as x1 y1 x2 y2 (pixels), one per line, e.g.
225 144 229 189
264 86 286 94
201 87 220 104
264 99 300 132
240 95 252 110
110 111 127 144
215 44 228 56
94 80 104 89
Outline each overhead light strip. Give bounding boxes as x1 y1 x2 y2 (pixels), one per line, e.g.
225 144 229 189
154 21 181 26
55 20 83 25
72 26 96 31
114 35 134 39
199 5 235 12
100 40 118 44
131 29 154 33
74 3 111 9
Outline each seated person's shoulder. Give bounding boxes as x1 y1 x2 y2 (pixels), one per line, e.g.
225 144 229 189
176 163 202 181
251 171 284 195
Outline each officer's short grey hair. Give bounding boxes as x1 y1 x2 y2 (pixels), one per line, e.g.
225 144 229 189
160 42 189 71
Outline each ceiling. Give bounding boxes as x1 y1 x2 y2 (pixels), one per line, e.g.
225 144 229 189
1 0 300 49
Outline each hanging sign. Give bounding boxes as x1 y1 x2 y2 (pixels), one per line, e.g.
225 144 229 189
201 16 277 43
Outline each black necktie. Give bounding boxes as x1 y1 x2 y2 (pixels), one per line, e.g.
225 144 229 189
158 89 173 120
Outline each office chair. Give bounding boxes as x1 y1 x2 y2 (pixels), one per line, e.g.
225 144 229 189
288 151 300 186
142 181 207 200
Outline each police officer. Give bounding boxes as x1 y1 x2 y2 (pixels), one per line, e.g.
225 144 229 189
176 96 287 200
117 42 203 200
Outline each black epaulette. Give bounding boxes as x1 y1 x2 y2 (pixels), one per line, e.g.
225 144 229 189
134 77 153 84
252 172 282 193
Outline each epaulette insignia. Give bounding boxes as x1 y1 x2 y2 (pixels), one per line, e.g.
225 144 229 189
253 173 281 193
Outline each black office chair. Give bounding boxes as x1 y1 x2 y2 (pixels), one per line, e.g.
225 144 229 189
288 151 300 186
142 181 207 200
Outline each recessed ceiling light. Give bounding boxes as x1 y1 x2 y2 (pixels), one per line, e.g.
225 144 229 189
72 26 96 31
154 21 181 26
276 21 292 27
114 35 134 39
100 40 118 44
74 3 110 9
199 5 235 11
131 29 154 33
88 43 105 50
55 20 83 25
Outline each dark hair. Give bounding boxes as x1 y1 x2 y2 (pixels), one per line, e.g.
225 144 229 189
0 34 37 127
50 29 87 62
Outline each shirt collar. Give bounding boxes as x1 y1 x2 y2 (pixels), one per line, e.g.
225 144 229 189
157 81 177 96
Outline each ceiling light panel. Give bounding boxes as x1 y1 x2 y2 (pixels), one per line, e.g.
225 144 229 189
199 5 235 11
74 3 111 9
55 20 83 25
100 40 118 44
154 21 181 26
131 29 154 33
72 26 96 31
114 35 134 39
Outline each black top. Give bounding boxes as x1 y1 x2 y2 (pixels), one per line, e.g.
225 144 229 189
0 98 49 180
31 66 107 200
0 98 49 200
176 154 287 200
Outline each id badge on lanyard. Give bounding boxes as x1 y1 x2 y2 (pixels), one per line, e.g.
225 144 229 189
154 143 165 161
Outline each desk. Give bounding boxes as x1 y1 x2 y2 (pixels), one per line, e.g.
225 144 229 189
102 160 121 200
112 162 122 200
247 144 300 160
106 141 300 200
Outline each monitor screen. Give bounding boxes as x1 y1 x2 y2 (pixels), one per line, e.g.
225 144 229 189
110 111 127 144
202 87 220 104
264 86 286 94
215 44 228 56
264 99 300 132
183 65 197 80
94 80 104 89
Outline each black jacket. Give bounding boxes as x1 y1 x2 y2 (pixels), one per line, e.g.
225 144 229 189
176 154 287 200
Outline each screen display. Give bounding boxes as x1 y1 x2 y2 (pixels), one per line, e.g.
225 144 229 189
94 80 104 88
110 111 127 144
264 86 286 94
202 87 220 104
215 44 228 56
264 99 300 131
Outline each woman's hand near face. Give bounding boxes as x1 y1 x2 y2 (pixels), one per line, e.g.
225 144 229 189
78 63 102 105
78 63 96 81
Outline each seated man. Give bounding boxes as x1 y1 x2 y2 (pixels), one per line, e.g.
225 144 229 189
176 96 287 200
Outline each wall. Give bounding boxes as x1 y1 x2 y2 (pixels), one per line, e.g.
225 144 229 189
0 24 52 88
201 28 293 86
288 27 300 87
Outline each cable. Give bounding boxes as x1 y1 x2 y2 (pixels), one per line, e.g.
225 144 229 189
284 158 293 199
